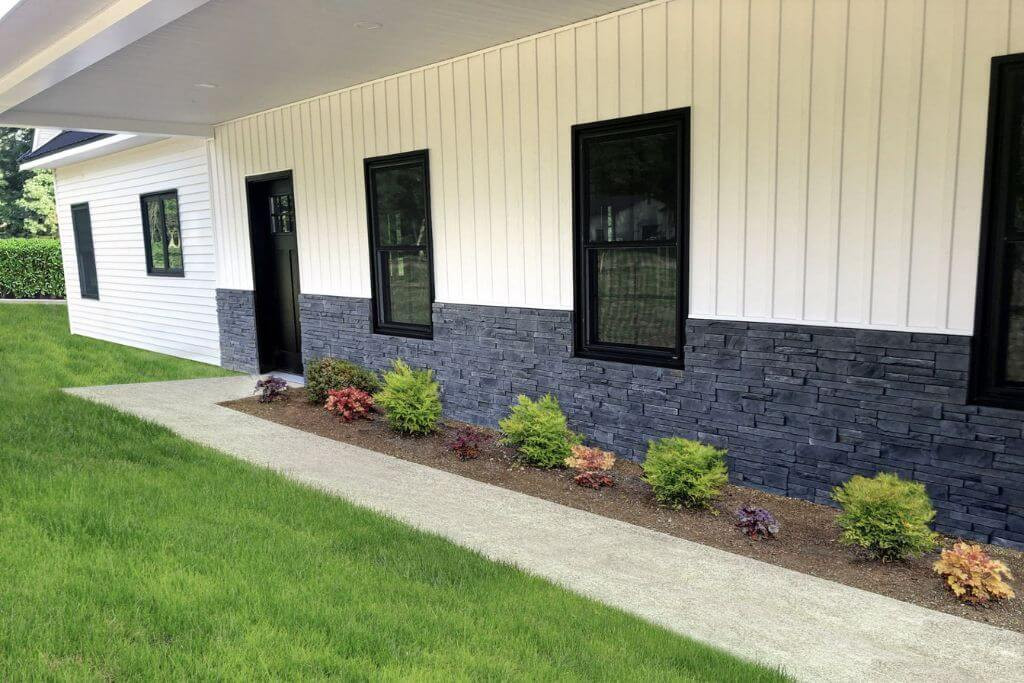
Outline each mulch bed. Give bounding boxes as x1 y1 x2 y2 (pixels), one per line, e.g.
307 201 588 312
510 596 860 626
222 392 1023 634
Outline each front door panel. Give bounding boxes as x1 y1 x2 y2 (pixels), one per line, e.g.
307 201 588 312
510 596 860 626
248 174 302 374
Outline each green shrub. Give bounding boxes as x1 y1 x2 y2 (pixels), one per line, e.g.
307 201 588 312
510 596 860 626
373 359 442 435
832 472 938 562
498 394 581 468
642 438 728 509
0 238 64 299
305 357 381 405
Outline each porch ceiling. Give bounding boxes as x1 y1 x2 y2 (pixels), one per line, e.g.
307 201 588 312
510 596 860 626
0 0 645 136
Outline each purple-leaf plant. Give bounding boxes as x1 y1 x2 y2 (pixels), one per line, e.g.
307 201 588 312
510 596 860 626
254 375 288 403
735 505 780 540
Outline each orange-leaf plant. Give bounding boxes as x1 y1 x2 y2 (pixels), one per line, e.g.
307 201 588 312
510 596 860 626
933 542 1015 604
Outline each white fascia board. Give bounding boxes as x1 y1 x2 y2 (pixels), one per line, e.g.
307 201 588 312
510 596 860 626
19 133 167 170
0 110 213 137
0 0 211 114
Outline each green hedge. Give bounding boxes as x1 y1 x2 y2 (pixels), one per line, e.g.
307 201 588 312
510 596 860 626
0 238 65 299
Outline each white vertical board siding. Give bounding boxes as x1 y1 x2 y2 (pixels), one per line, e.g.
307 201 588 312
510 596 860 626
211 0 1017 334
55 138 220 365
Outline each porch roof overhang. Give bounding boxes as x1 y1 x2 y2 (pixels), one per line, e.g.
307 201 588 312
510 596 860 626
0 0 645 138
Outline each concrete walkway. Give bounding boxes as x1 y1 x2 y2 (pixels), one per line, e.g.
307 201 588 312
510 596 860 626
65 376 1024 683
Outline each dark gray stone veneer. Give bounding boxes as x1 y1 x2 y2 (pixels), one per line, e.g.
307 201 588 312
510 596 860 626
216 288 260 373
297 293 1024 549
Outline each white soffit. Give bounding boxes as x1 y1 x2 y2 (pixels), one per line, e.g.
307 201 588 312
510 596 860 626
0 0 644 134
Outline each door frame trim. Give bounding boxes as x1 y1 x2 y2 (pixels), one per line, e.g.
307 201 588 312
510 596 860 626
244 169 297 373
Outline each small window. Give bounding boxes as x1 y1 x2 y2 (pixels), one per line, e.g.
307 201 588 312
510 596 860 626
141 190 184 276
974 54 1024 408
70 203 98 299
572 109 689 367
364 150 434 338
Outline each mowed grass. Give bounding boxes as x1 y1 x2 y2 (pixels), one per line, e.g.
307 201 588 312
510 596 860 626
0 304 787 681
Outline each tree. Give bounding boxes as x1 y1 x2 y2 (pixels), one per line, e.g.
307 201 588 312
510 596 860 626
0 127 58 237
16 170 56 236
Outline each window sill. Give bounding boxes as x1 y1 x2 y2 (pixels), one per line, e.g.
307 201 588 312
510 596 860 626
372 325 433 341
574 347 684 370
145 271 186 278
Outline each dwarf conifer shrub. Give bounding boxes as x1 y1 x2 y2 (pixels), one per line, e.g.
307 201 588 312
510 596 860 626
499 394 581 468
933 542 1015 604
832 472 938 562
373 360 442 435
305 357 381 405
642 438 728 509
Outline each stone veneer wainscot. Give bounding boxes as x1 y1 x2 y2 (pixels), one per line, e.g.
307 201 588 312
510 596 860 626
290 293 1024 548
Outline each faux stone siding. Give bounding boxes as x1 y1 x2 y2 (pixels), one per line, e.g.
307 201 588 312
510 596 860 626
298 294 1024 549
215 289 260 373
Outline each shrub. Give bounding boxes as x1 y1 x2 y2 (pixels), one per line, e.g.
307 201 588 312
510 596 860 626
735 505 780 540
325 387 375 422
373 359 442 435
565 444 616 472
0 238 64 299
447 427 492 460
642 438 728 509
574 471 615 489
254 376 287 403
934 542 1015 604
832 472 938 562
498 394 581 468
305 357 381 405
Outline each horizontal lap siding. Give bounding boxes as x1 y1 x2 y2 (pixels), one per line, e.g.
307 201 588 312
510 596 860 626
211 0 1012 334
55 138 220 365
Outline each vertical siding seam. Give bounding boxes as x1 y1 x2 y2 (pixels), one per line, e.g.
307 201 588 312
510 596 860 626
904 0 928 328
741 0 752 315
867 0 889 325
943 0 969 330
800 0 817 321
831 0 852 323
769 0 782 318
714 0 723 314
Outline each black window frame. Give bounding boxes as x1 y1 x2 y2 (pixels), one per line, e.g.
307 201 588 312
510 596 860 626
70 202 99 300
972 52 1024 410
364 149 435 339
571 108 690 368
140 189 185 277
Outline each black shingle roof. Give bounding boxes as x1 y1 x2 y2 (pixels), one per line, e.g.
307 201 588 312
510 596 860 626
19 130 113 163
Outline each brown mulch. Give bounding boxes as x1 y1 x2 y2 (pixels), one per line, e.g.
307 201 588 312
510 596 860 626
222 392 1023 634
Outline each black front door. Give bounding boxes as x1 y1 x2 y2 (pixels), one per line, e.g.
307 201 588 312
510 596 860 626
247 173 302 374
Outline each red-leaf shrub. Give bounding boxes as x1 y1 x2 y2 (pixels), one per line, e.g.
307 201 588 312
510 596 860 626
574 472 614 489
447 427 492 460
325 387 375 421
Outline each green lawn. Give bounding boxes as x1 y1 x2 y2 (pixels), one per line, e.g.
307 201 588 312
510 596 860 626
0 304 787 681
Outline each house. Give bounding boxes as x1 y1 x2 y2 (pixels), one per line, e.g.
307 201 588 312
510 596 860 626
5 0 1022 549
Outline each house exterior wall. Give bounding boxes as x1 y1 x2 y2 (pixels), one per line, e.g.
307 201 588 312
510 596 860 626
211 0 1013 335
55 137 220 365
204 0 1024 547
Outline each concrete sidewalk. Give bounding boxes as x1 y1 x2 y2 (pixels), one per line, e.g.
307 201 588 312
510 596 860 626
66 376 1024 683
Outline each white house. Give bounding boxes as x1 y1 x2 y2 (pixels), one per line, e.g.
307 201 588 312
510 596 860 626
5 0 1023 548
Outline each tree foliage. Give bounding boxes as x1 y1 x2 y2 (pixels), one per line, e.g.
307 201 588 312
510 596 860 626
0 127 58 238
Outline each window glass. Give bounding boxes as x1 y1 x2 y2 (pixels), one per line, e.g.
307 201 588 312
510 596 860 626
593 247 677 348
381 249 431 327
1006 243 1024 383
373 164 427 246
163 196 182 271
587 130 676 243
